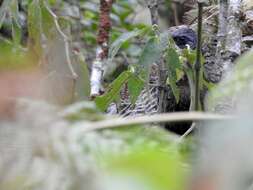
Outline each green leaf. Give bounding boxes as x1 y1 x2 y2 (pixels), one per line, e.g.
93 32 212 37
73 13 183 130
158 31 170 51
95 71 132 111
138 37 161 67
107 146 187 190
137 32 172 80
182 48 196 65
128 75 144 103
166 48 181 103
137 37 162 80
108 29 144 60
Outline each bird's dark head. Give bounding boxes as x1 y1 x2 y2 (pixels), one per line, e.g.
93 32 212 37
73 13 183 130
170 26 197 49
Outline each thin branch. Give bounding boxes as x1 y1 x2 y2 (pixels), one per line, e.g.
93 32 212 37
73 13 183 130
178 122 196 141
73 112 234 132
194 2 203 111
44 3 78 80
172 2 180 26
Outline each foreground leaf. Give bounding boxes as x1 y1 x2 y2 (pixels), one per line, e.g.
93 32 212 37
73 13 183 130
166 47 181 103
128 75 144 103
95 71 132 111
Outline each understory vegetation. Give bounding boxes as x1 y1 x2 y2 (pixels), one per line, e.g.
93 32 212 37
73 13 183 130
0 0 253 190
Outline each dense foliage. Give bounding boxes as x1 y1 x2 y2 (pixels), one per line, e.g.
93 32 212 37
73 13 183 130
0 0 253 190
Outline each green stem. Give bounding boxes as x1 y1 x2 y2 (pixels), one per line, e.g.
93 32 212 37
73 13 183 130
194 2 203 111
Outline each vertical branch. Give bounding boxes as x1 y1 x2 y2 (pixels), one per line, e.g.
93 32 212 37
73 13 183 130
225 0 242 55
172 2 180 26
216 0 228 65
194 2 203 111
90 0 114 98
213 0 242 113
148 0 159 27
218 0 242 77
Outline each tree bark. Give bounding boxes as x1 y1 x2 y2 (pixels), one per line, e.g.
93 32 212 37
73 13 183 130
90 0 114 98
212 0 243 113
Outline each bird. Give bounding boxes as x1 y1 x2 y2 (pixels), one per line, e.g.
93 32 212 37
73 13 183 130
170 25 197 49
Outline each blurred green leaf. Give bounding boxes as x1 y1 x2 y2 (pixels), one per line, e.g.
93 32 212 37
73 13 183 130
209 50 253 106
138 37 161 67
59 101 104 122
106 146 187 190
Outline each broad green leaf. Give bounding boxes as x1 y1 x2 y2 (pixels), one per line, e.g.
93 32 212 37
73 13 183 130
137 32 172 80
137 37 162 80
108 29 144 60
158 31 170 51
167 48 182 69
138 37 161 67
128 75 144 103
166 48 181 103
95 71 132 111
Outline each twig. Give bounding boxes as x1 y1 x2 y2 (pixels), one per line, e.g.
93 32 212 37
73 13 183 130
44 2 78 80
172 2 180 26
73 112 234 132
178 122 196 141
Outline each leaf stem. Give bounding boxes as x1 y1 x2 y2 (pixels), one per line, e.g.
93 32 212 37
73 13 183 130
194 2 203 111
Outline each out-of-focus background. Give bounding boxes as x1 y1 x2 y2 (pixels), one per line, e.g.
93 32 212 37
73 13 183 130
0 0 253 190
